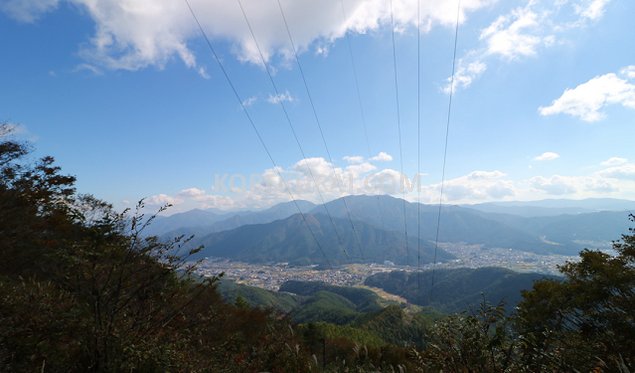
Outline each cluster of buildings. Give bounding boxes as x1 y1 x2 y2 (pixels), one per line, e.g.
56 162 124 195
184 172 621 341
194 247 577 290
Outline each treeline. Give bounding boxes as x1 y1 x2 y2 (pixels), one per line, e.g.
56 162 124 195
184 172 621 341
0 124 633 372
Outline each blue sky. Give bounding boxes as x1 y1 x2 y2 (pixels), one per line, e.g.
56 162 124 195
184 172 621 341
1 0 634 212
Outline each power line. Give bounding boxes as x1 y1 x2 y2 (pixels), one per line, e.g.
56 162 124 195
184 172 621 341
389 0 410 263
183 0 332 268
236 0 352 261
416 0 422 293
338 0 387 233
431 0 462 295
273 0 366 260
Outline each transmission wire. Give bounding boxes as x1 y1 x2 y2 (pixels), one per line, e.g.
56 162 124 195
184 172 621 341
431 0 462 295
237 0 355 261
389 0 410 263
338 0 387 234
184 0 332 268
416 0 422 294
275 0 366 260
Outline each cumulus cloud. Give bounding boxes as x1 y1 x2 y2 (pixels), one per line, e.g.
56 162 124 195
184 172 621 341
597 163 635 180
480 6 544 60
574 0 611 21
436 170 515 201
365 169 409 195
530 175 578 195
267 90 295 104
443 60 487 93
242 96 258 107
1 0 495 74
178 187 206 198
0 0 59 23
166 187 238 210
293 157 334 178
343 155 365 164
145 193 180 206
539 67 635 122
369 152 393 162
601 157 627 167
534 151 560 161
137 152 635 211
622 66 635 79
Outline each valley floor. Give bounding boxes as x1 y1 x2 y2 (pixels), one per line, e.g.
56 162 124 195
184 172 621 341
194 245 577 291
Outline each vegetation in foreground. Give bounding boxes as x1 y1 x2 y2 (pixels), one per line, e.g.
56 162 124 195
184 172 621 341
1 124 633 372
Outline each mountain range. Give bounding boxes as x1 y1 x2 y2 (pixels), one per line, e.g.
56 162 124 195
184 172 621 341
156 195 634 264
188 212 454 266
463 198 635 217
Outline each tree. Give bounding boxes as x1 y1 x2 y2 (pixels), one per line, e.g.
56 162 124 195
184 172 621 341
0 124 311 371
516 214 635 371
413 300 516 373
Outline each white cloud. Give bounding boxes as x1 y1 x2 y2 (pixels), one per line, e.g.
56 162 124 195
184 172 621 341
137 152 635 211
443 60 487 93
343 155 365 164
597 163 635 180
267 90 295 104
178 187 206 198
621 65 635 79
73 63 104 75
530 175 578 195
260 166 284 187
0 0 59 23
601 157 627 167
369 152 393 162
2 0 496 73
527 174 621 196
197 66 210 79
539 68 635 122
346 162 377 177
365 169 409 195
575 0 610 21
447 0 612 93
242 96 258 107
145 193 180 206
583 177 618 193
480 6 543 60
534 151 560 161
436 170 515 201
466 170 506 179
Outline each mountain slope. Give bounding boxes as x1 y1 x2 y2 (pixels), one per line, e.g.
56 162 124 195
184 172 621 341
191 213 455 265
464 198 635 216
467 210 632 248
145 209 230 237
365 267 556 313
217 279 299 313
160 200 316 239
206 200 316 232
316 195 565 254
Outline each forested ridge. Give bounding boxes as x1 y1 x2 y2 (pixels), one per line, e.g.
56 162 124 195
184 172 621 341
1 125 633 372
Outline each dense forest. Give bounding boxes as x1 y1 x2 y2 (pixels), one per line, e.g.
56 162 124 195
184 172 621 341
1 123 633 372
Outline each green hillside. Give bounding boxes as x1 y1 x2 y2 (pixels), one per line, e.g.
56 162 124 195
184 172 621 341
365 267 557 313
192 212 454 265
216 279 299 313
